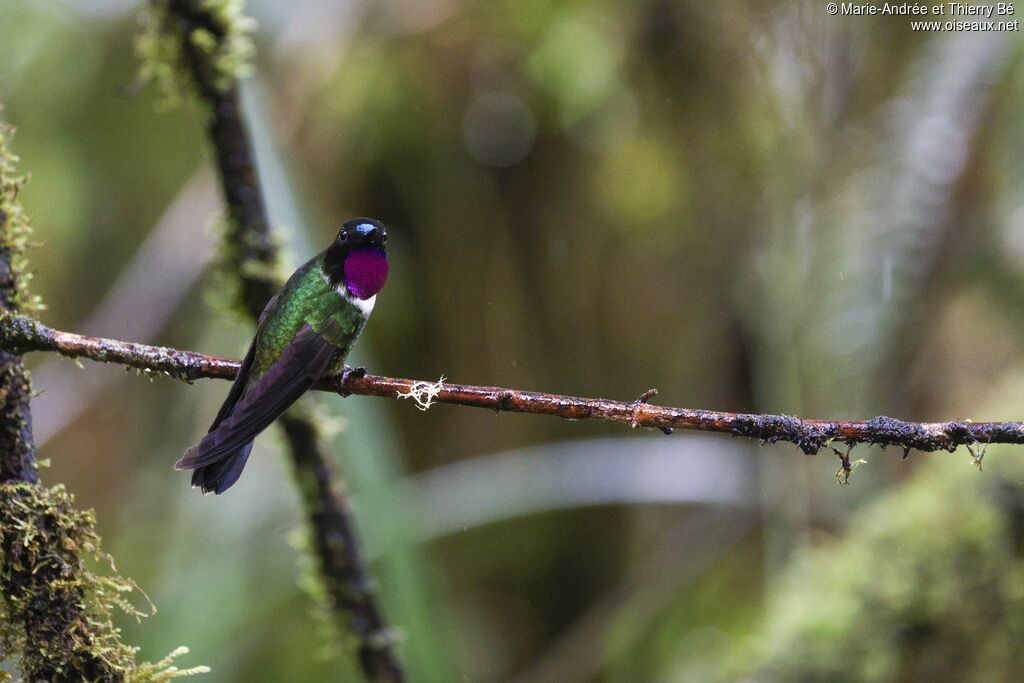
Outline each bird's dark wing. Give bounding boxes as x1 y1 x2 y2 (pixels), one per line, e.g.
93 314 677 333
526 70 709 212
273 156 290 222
175 320 341 471
210 338 257 431
208 291 280 431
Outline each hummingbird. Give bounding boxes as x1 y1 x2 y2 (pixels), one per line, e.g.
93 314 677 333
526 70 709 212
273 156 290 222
175 218 389 494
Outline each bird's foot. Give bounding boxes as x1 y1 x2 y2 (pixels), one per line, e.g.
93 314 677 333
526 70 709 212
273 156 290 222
339 364 367 396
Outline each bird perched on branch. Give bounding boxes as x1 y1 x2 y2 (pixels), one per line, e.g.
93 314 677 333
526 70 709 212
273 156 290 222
176 218 389 494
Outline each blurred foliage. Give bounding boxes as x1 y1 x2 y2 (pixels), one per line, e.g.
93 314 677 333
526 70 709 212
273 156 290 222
737 453 1024 683
3 0 1024 681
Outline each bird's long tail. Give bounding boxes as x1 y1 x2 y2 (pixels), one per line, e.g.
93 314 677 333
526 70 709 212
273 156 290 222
188 442 254 495
175 323 341 494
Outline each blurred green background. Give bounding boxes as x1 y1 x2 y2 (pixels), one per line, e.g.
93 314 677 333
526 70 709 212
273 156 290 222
4 1 1024 681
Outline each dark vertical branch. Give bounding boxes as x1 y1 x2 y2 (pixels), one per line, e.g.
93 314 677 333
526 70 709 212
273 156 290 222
281 414 401 683
0 177 36 484
159 3 404 681
0 326 37 483
163 0 276 316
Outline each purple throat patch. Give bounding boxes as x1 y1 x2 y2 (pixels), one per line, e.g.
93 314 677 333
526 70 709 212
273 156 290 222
344 248 389 299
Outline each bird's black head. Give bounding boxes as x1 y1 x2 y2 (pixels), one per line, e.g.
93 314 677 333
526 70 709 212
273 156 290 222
323 218 389 299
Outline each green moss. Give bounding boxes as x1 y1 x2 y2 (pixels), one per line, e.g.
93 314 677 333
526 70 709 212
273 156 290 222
201 215 287 323
129 647 211 682
0 484 208 681
136 0 256 107
0 122 44 316
289 525 347 661
282 404 349 657
734 456 1024 682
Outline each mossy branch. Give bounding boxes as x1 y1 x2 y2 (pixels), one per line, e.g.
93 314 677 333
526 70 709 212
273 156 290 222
0 122 39 486
142 2 405 681
5 313 1024 458
0 124 206 682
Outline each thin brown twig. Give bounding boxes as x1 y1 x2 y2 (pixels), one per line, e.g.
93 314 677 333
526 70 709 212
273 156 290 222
6 314 1023 457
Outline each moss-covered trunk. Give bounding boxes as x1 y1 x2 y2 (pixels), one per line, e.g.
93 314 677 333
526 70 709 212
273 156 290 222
0 123 128 682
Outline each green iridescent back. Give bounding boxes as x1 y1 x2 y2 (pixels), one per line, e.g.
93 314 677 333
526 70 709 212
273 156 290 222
249 252 368 380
